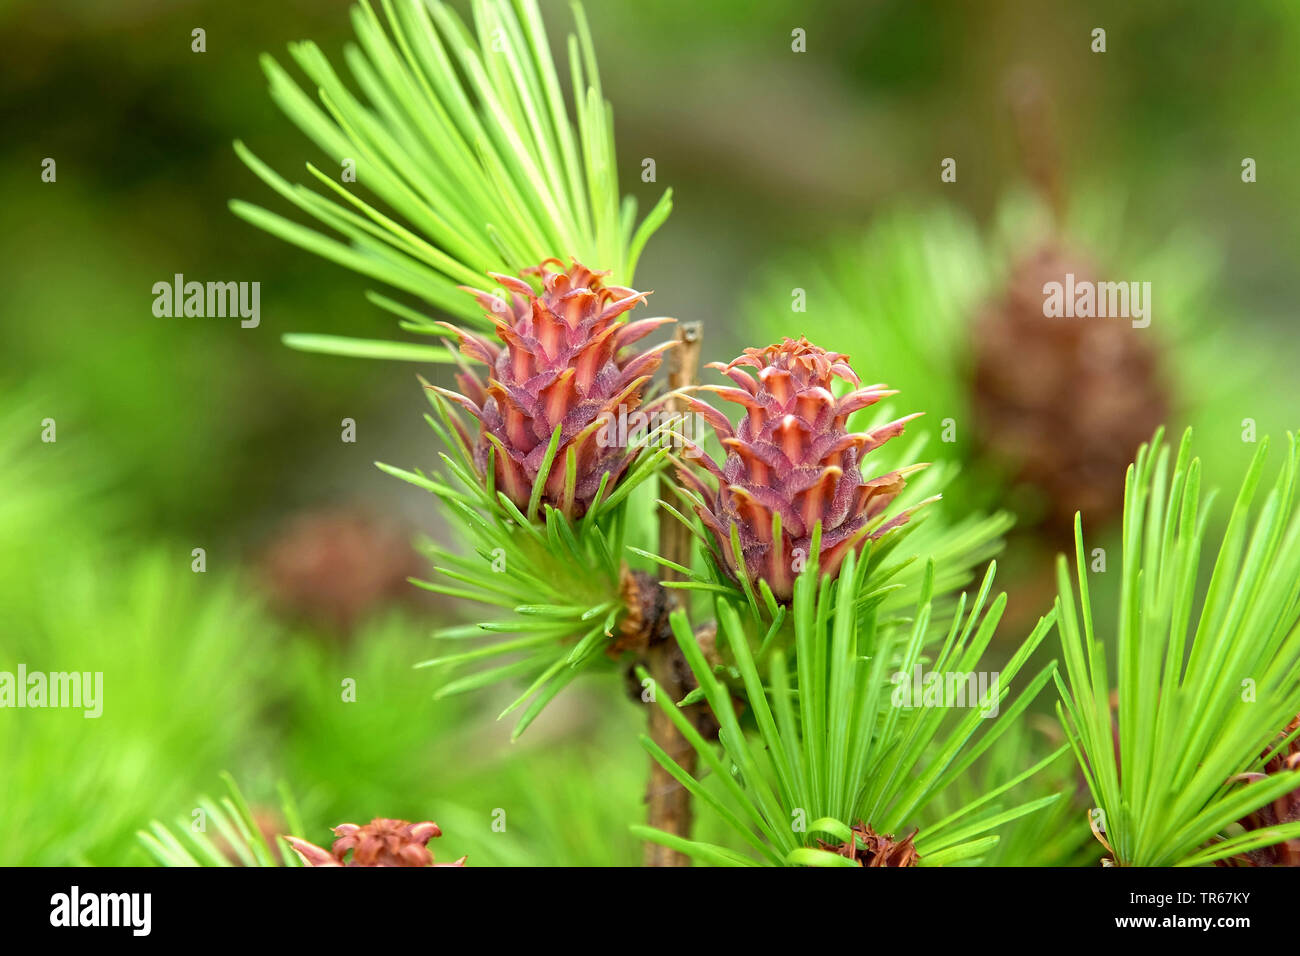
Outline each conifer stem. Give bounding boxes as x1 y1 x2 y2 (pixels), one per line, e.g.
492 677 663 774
645 320 702 866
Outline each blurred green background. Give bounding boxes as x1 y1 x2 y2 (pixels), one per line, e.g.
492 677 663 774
2 0 1298 865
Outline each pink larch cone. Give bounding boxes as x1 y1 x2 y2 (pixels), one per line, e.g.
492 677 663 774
286 818 466 868
1220 715 1300 867
430 258 675 520
677 337 924 602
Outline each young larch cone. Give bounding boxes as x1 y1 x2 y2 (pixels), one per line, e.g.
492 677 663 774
678 337 923 602
431 258 675 520
286 818 466 867
971 243 1169 537
258 509 429 635
818 823 920 867
1219 715 1300 867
